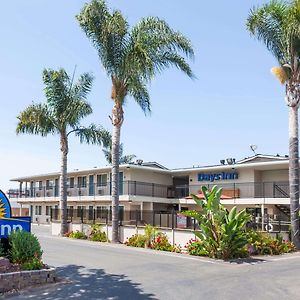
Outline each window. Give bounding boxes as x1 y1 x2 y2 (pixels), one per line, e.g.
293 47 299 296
97 174 107 187
68 206 74 217
69 177 74 188
96 206 108 219
39 181 43 190
46 180 52 190
78 176 87 188
88 206 94 220
35 206 42 215
46 206 51 216
77 206 85 217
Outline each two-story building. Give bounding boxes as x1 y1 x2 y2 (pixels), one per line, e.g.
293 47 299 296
9 154 292 224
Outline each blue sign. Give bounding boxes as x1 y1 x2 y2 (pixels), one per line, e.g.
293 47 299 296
0 190 31 238
198 172 239 182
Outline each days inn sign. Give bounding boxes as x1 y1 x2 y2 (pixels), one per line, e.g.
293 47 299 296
0 190 31 238
198 172 239 182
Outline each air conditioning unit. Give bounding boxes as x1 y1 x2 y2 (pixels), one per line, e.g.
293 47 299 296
36 193 40 197
46 192 50 197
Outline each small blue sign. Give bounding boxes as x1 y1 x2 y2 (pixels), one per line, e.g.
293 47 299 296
0 190 31 238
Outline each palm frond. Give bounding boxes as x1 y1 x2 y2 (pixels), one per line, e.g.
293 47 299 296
246 0 294 65
77 0 128 77
75 124 111 147
127 16 195 80
63 99 93 128
16 103 56 136
72 72 94 100
120 154 136 164
126 77 151 114
43 68 71 114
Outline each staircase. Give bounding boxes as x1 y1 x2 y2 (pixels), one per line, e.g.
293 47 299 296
275 204 290 218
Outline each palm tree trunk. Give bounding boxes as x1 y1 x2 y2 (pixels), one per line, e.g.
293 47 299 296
60 131 69 236
111 102 123 243
288 104 300 249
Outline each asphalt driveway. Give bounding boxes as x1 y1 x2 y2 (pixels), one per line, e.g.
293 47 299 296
3 225 300 300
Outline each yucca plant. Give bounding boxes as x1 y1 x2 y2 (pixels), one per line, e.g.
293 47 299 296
77 0 194 242
247 0 300 248
184 186 251 259
16 68 110 235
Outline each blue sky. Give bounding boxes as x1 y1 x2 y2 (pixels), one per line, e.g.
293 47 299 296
0 0 287 191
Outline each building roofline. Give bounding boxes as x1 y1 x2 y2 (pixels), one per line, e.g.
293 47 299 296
10 163 171 182
169 159 290 174
237 154 288 164
10 155 293 182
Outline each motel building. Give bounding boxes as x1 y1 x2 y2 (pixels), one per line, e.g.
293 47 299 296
8 154 292 226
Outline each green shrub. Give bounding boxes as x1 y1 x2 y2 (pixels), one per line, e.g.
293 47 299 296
68 231 87 239
185 239 208 256
246 229 295 255
89 224 108 242
0 241 4 257
151 233 181 253
144 224 157 248
21 257 44 270
9 231 43 264
183 186 251 259
125 234 147 248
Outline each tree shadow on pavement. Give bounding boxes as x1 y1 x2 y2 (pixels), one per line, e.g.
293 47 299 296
13 265 158 300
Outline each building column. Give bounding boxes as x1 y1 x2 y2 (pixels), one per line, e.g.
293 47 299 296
140 202 143 220
19 181 23 198
261 203 265 231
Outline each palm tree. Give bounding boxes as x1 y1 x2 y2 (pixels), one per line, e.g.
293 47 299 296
247 0 300 248
16 68 110 235
102 138 136 165
77 0 194 243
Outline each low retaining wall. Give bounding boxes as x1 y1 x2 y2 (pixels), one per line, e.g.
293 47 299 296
52 221 290 245
52 221 197 246
0 268 56 294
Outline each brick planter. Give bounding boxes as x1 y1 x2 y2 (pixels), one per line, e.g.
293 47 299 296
0 268 56 294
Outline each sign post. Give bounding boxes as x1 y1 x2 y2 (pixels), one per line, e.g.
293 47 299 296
0 190 31 238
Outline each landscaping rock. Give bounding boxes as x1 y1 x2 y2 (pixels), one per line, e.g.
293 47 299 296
0 257 11 272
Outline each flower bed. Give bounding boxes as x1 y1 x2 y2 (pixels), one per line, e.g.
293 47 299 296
65 224 108 242
125 225 181 253
0 230 56 294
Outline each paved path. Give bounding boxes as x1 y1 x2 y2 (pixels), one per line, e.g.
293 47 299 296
4 225 300 299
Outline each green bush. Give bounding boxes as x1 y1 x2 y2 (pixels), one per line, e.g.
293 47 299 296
0 241 4 257
68 231 87 239
151 233 181 253
89 224 108 242
183 186 251 259
246 230 295 255
185 239 208 256
9 231 43 264
21 257 44 270
125 234 147 248
144 224 157 248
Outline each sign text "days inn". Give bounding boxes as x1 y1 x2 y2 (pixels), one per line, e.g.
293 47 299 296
198 172 239 182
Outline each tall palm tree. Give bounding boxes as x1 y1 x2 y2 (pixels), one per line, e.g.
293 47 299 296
247 0 300 248
16 68 110 235
77 0 195 243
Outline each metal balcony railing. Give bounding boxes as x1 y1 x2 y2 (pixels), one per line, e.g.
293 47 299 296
8 181 291 200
